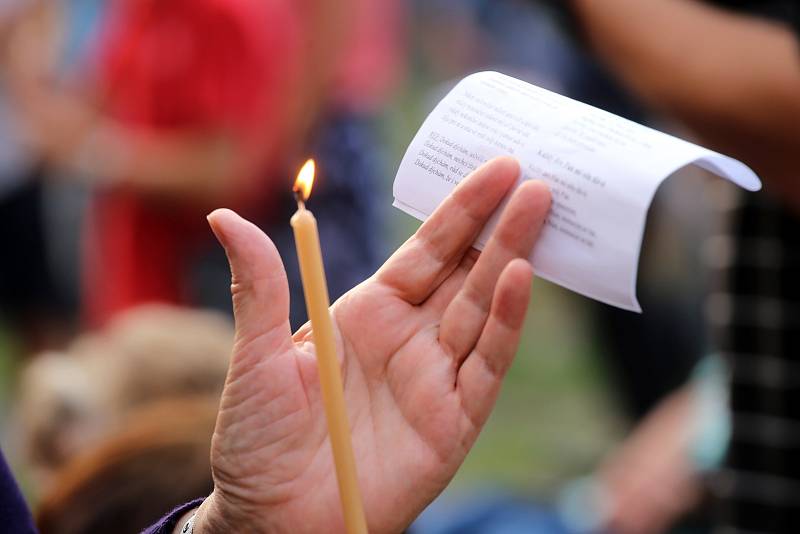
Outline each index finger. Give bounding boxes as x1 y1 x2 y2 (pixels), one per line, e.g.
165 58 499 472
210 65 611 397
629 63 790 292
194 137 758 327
377 157 520 304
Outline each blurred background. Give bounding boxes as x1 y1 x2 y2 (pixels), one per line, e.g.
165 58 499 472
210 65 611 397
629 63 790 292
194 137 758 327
1 1 796 533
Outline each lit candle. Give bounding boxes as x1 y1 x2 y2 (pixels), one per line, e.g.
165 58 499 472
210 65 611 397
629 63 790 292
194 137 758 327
290 159 368 534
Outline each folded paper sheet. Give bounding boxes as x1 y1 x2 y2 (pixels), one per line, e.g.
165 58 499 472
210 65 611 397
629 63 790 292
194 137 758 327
393 71 762 312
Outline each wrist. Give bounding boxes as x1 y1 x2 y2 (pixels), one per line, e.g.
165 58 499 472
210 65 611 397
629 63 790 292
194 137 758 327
192 489 270 534
173 508 199 534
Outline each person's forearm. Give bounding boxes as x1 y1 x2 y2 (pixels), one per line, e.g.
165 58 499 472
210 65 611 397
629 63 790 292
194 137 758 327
52 117 244 205
96 125 245 204
572 0 800 206
12 78 247 204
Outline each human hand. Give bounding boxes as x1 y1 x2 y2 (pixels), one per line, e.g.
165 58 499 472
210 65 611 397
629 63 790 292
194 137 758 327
598 386 702 534
194 157 551 533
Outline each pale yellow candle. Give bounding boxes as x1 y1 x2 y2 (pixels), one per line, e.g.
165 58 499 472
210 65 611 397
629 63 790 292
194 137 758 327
290 159 368 534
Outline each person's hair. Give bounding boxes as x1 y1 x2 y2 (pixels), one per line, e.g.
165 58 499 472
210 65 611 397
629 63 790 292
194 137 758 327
14 305 232 483
36 397 218 534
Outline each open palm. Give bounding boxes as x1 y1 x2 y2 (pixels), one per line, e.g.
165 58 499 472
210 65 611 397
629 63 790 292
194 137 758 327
197 157 551 534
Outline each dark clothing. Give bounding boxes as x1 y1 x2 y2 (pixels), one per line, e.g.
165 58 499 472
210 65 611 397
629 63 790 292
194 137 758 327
276 113 386 330
702 4 800 534
0 175 69 329
543 0 800 530
709 0 799 26
1 450 36 534
710 193 800 534
192 113 387 331
0 447 202 534
539 0 800 45
141 498 205 534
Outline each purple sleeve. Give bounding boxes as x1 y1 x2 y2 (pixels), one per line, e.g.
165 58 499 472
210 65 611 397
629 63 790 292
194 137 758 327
140 498 205 534
0 449 37 534
3 445 205 534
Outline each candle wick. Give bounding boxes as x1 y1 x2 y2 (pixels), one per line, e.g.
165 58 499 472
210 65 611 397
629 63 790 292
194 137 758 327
293 188 306 210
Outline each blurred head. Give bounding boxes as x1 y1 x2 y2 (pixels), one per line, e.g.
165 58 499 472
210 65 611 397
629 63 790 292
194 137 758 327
35 397 217 534
14 305 232 487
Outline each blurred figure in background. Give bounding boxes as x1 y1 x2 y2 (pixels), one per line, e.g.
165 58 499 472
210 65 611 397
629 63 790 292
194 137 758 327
407 3 713 531
36 397 217 534
403 2 798 533
3 0 405 333
551 1 800 533
3 1 405 529
14 305 231 491
258 0 406 330
413 0 705 425
0 0 75 353
560 43 707 426
5 0 300 327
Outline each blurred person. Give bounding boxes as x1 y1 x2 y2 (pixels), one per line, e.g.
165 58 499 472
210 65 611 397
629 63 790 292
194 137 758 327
403 355 730 534
200 0 406 330
0 0 72 352
416 0 705 424
560 41 708 424
0 157 553 533
597 389 702 534
14 305 231 490
4 0 302 327
36 397 217 534
543 1 800 533
4 0 405 332
0 0 112 352
412 7 712 532
570 355 732 534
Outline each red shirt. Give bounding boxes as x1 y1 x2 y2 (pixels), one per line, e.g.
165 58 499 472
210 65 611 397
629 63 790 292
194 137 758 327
84 0 405 327
84 0 300 326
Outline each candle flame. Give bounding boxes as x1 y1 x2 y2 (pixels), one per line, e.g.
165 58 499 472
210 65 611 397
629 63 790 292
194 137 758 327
293 159 316 202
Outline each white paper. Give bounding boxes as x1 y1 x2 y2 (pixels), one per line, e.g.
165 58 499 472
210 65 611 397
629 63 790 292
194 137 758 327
393 71 761 312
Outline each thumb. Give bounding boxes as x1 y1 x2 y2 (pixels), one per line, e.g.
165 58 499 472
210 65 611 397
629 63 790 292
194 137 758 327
208 209 292 352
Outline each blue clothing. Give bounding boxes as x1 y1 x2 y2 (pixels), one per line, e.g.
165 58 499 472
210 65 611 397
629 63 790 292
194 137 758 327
410 491 575 534
61 0 105 74
277 112 387 330
190 112 387 330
